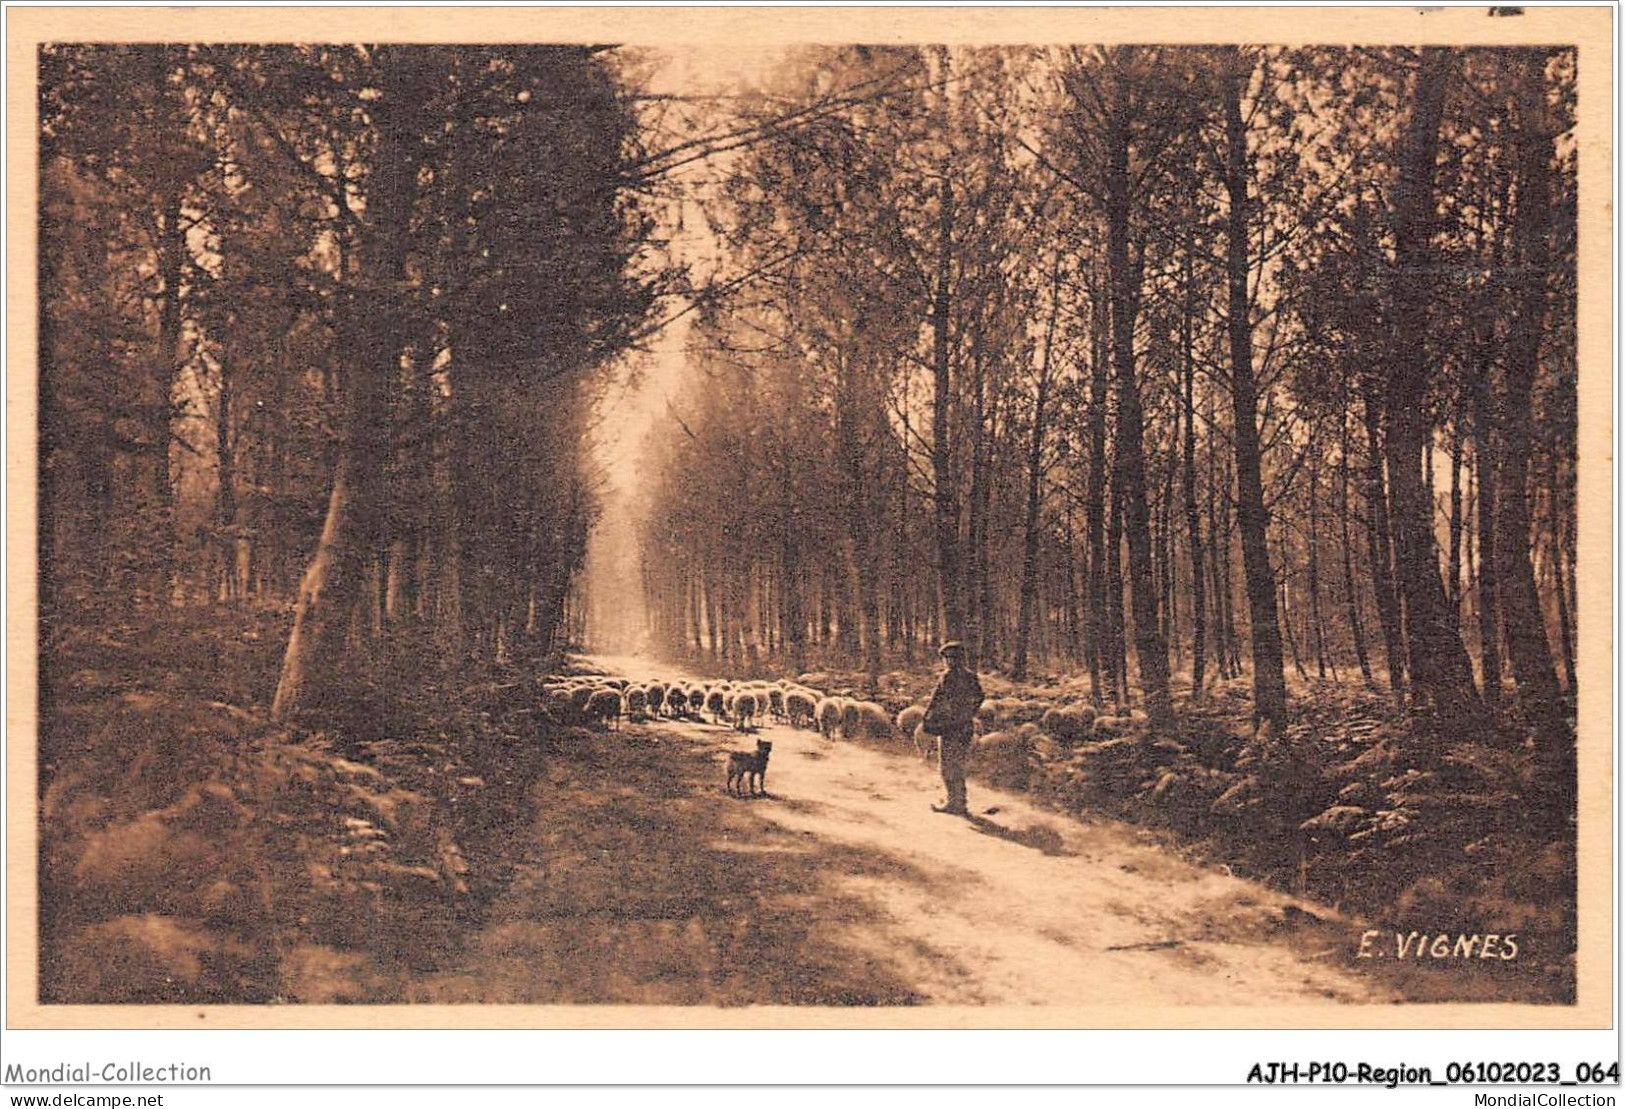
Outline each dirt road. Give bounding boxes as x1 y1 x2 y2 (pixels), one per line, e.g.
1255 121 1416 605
408 660 1403 1007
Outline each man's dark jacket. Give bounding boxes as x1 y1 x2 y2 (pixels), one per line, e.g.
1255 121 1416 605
923 667 984 739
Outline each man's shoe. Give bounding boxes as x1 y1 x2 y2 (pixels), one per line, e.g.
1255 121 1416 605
931 803 968 816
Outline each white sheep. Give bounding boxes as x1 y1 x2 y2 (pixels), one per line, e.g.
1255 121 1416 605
585 687 622 730
815 696 845 738
852 701 893 740
840 699 863 738
1092 714 1134 738
785 689 818 728
896 704 925 737
1040 702 1097 745
897 705 928 759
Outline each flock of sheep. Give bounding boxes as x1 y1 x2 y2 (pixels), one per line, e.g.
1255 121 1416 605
538 674 884 739
539 671 1151 761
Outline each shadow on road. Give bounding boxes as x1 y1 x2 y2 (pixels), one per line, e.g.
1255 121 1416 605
409 722 939 1005
965 814 1075 857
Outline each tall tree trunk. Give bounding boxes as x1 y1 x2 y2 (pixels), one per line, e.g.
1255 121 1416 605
1472 391 1502 708
779 497 807 674
1339 416 1375 687
1062 497 1083 664
687 565 701 655
1106 474 1130 705
836 354 883 692
1159 427 1178 661
886 551 906 657
1497 49 1570 781
271 449 370 718
931 177 965 645
1547 510 1573 689
834 543 859 661
148 194 188 597
392 357 432 630
1220 458 1242 678
818 558 834 650
975 417 997 667
39 161 61 664
858 558 882 693
1448 420 1465 614
1014 258 1063 680
1362 391 1407 702
1220 55 1287 734
273 54 417 719
1104 97 1173 729
1181 227 1208 700
266 333 294 597
1207 405 1235 680
452 375 492 667
759 564 774 658
1307 452 1329 679
706 572 722 660
215 350 237 601
1554 501 1576 694
833 344 881 685
1084 282 1110 704
1279 536 1309 682
1384 48 1488 742
964 336 989 666
903 561 919 665
153 197 185 516
1423 433 1436 563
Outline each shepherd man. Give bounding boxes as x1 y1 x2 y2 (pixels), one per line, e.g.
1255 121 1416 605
922 640 985 816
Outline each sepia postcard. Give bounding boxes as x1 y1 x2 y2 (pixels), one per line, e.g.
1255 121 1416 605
5 4 1614 1036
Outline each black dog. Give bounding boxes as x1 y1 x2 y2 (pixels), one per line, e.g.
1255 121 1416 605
726 739 773 797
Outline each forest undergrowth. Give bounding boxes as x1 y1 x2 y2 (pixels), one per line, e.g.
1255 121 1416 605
38 604 563 1004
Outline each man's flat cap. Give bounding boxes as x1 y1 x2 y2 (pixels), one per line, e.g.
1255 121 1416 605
939 641 966 656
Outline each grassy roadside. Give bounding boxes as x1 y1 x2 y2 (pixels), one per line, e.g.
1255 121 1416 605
38 604 557 1003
